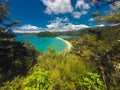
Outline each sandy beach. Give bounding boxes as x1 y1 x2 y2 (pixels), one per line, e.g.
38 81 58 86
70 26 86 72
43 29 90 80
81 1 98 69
56 37 72 54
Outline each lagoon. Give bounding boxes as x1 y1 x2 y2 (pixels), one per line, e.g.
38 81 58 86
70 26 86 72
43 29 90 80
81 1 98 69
15 34 67 53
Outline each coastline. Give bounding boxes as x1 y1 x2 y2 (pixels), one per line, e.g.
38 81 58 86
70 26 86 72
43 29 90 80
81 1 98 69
56 37 72 54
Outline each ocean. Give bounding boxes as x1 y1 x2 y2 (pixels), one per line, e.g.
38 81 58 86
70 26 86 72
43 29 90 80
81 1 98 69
15 34 67 53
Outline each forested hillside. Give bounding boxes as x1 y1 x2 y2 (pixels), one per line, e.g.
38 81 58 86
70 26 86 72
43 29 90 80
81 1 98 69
37 24 120 39
68 24 120 90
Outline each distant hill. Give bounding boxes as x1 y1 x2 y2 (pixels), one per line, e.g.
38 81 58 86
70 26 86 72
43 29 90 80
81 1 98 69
87 24 120 43
37 24 120 41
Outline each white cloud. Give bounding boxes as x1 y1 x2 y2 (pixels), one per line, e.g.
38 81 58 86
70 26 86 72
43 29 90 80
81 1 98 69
95 24 105 27
47 17 70 28
72 12 81 19
63 23 89 30
47 22 60 28
42 0 73 14
17 24 41 30
46 17 89 30
41 0 91 19
76 0 84 8
75 0 90 10
12 25 42 33
71 0 90 19
72 10 88 19
81 10 88 15
89 18 94 22
63 17 69 22
13 30 41 33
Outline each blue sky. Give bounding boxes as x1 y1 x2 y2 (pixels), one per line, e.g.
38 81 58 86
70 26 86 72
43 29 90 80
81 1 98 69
9 0 111 31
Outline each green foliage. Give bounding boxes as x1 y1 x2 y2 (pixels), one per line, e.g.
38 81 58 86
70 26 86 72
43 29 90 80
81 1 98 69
37 50 88 90
92 12 101 17
0 41 39 85
1 50 88 90
0 76 22 90
90 0 120 9
90 0 120 24
71 34 111 72
0 0 19 39
23 69 52 90
37 29 88 37
0 0 9 21
95 11 120 23
47 47 57 56
0 30 16 39
81 72 104 90
69 24 120 90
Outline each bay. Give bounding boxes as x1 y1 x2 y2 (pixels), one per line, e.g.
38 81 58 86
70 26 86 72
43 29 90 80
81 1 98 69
15 34 67 53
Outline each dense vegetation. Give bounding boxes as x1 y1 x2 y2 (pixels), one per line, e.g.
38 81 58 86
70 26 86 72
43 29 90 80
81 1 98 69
69 24 120 90
0 28 16 39
86 24 120 43
37 30 89 37
0 49 105 90
0 40 39 85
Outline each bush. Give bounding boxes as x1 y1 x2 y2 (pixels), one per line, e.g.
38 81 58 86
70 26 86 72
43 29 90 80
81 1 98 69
37 50 88 90
23 69 52 90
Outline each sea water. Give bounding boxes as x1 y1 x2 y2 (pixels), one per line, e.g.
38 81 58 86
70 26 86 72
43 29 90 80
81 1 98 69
15 34 67 53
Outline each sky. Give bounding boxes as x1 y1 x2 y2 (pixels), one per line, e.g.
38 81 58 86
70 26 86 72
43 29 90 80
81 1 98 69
8 0 111 31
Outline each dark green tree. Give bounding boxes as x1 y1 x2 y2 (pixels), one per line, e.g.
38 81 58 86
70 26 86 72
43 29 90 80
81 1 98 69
0 0 19 39
90 0 120 23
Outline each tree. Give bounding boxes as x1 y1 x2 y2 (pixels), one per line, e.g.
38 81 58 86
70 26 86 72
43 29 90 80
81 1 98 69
0 0 19 39
95 11 120 23
90 0 120 23
89 0 120 9
0 0 9 23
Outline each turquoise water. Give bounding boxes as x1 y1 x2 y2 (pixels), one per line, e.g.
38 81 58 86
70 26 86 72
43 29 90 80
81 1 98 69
58 36 78 39
15 35 67 53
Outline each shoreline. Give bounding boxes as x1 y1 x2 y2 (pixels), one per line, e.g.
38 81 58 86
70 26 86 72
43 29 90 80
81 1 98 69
56 37 72 54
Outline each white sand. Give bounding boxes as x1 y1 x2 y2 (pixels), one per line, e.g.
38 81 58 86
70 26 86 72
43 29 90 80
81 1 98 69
56 37 72 54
